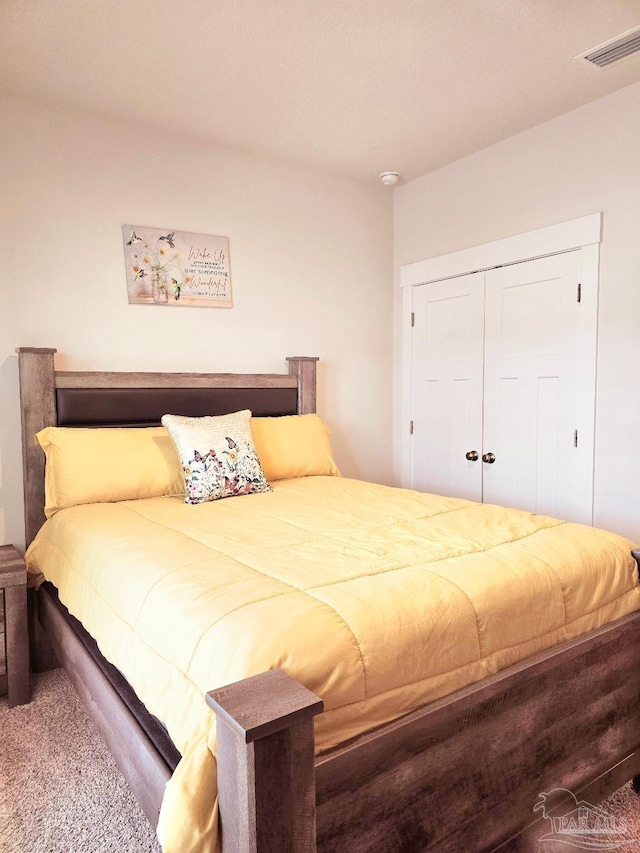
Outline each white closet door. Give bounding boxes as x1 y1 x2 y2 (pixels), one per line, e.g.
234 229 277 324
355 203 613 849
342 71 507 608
411 274 484 501
482 251 592 522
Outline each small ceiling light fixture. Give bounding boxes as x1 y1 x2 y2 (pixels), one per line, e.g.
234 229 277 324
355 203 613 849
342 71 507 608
380 170 401 186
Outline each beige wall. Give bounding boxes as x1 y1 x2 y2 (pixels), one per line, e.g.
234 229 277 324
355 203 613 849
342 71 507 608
394 82 640 542
0 94 393 551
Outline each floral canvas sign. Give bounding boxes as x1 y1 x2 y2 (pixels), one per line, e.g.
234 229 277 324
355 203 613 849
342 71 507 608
123 225 232 308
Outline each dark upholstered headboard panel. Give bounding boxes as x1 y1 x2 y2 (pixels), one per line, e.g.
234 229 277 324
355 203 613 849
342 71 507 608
55 387 300 427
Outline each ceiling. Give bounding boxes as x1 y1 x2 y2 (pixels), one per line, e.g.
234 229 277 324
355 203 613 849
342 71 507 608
1 0 640 185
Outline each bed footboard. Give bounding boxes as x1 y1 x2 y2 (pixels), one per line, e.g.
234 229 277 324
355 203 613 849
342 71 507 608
209 611 640 853
313 610 640 852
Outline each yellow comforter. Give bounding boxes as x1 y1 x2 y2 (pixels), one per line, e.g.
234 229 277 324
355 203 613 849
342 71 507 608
25 476 640 853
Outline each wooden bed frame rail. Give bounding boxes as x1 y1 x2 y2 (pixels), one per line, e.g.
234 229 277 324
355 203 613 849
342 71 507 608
38 585 172 826
17 347 640 853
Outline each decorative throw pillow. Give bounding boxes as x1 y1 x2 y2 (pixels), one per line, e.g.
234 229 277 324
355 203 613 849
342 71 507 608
161 410 271 504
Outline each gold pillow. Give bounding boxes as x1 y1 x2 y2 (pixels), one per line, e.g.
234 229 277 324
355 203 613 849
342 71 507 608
250 414 340 481
35 427 185 518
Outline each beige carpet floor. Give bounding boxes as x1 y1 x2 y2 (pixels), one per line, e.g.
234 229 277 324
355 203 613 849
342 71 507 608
2 669 640 852
0 670 161 853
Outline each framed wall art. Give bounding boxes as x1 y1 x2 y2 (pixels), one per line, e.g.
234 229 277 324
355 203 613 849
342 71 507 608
123 225 232 308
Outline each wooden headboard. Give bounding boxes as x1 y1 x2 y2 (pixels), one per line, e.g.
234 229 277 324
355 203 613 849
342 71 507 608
16 348 319 547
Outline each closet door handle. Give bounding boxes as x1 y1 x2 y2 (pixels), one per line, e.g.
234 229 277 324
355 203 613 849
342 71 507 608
482 452 496 464
465 450 479 461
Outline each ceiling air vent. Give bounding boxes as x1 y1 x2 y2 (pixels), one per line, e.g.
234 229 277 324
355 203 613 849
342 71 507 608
578 25 640 68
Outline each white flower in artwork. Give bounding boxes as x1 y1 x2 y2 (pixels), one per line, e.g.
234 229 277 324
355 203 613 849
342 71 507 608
130 235 184 304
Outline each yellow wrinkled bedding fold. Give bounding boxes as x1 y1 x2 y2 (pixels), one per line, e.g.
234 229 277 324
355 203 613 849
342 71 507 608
25 477 640 853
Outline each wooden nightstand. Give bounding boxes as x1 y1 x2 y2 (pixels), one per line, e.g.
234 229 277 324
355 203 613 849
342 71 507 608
0 545 30 707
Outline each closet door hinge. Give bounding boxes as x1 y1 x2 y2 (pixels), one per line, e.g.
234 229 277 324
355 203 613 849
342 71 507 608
410 312 415 327
410 420 414 435
577 283 582 303
574 429 578 448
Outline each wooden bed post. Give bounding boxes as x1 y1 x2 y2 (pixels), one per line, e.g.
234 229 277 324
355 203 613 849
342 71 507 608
287 357 319 415
207 669 323 853
16 347 57 548
16 347 59 673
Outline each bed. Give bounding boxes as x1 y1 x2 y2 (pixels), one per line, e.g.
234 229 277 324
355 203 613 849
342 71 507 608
16 346 640 853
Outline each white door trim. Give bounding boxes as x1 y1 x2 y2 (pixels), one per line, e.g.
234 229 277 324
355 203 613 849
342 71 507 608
400 213 602 504
400 213 601 288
